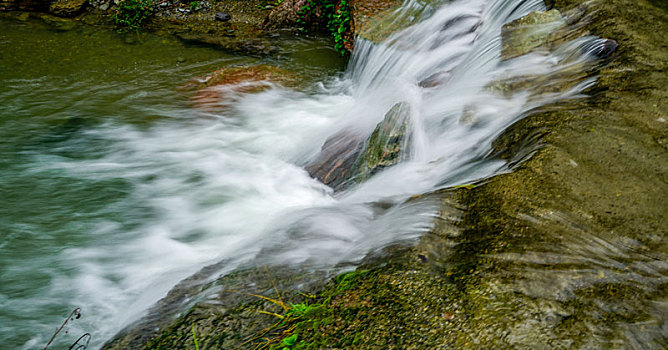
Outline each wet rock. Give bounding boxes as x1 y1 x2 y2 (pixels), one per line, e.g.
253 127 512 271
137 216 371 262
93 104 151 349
102 263 328 350
418 70 452 88
49 0 88 17
37 12 77 30
353 0 404 42
307 102 413 190
214 11 230 22
354 102 412 182
175 29 276 56
501 9 565 60
187 64 298 111
592 38 617 59
306 130 366 191
198 64 297 89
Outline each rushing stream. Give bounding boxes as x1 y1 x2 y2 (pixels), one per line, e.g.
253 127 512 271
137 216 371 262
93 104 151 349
1 0 620 348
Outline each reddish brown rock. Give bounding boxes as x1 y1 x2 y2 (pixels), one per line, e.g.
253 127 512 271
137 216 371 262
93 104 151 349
306 130 366 191
186 65 298 112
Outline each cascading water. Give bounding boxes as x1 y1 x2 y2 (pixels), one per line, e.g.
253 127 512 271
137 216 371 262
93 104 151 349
0 0 615 348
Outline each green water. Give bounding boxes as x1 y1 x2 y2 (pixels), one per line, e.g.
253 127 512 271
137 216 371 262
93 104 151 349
0 15 345 349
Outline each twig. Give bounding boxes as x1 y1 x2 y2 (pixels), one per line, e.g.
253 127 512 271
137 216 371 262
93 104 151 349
68 333 91 350
44 308 82 350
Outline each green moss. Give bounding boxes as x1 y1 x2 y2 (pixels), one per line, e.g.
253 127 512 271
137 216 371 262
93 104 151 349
353 102 412 182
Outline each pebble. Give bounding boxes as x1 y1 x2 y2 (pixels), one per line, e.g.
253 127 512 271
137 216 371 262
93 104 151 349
594 39 618 59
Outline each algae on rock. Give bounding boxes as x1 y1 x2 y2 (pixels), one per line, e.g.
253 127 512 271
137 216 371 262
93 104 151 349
501 9 566 60
354 101 413 182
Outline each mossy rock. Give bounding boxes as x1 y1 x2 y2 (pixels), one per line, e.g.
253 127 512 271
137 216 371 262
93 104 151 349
49 0 87 17
353 101 412 182
501 9 566 60
305 102 412 190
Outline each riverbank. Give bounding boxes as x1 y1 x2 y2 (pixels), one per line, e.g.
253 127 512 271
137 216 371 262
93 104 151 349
0 0 402 57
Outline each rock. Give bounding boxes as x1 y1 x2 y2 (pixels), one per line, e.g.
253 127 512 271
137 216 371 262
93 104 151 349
98 2 108 10
306 102 414 190
306 131 366 191
353 102 412 182
418 70 452 88
16 11 30 21
49 0 88 17
214 12 231 22
591 38 617 59
187 65 299 111
173 21 276 56
263 0 322 29
355 0 415 43
38 13 77 30
501 9 565 60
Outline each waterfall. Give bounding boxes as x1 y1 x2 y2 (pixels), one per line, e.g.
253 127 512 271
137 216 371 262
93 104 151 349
0 0 615 348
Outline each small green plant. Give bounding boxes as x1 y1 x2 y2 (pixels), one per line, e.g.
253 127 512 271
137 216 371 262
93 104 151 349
113 0 155 32
297 0 352 56
236 270 375 349
191 326 200 350
189 1 199 12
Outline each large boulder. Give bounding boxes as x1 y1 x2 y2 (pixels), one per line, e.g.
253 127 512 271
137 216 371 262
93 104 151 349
306 102 413 190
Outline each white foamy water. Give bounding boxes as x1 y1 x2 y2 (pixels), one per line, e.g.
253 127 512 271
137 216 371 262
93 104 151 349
1 0 614 348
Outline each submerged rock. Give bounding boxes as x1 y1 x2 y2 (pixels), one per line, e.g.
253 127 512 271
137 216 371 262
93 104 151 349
354 102 412 182
175 30 276 56
187 64 298 111
37 12 78 30
418 70 452 88
501 9 565 60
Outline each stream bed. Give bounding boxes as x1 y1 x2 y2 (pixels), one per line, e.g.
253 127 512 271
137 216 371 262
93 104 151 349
1 0 666 348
